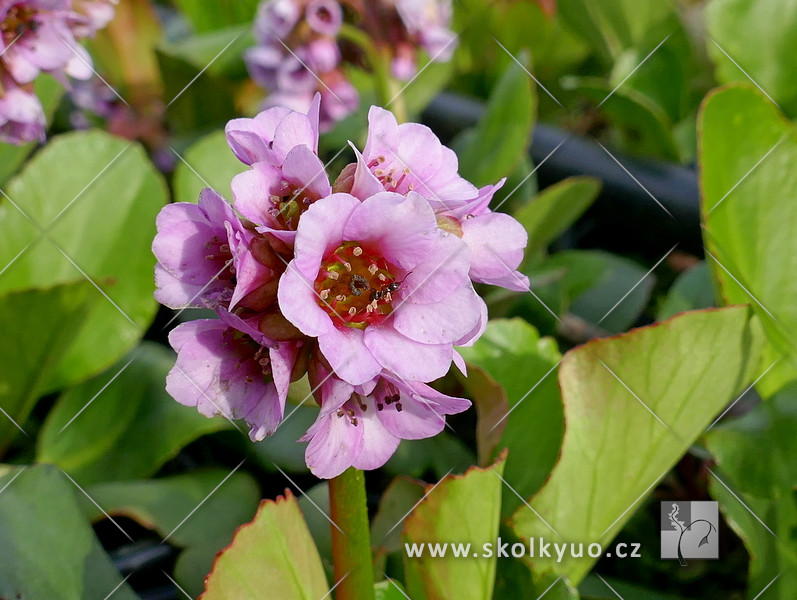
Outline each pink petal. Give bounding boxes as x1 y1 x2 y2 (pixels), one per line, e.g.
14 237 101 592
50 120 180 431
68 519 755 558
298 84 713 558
392 284 483 344
352 404 400 470
304 408 364 479
319 326 382 386
364 327 452 382
277 264 333 337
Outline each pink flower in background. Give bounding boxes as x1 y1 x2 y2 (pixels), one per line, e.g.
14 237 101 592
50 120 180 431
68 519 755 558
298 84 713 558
166 310 301 441
302 366 470 478
278 191 484 386
395 0 457 65
353 107 529 291
0 75 45 142
245 0 357 132
0 0 117 144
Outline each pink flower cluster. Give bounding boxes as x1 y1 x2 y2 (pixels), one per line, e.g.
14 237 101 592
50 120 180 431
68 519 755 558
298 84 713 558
246 0 457 131
154 97 528 478
0 0 116 144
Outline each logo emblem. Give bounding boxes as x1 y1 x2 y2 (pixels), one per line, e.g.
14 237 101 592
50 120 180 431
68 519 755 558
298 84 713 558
660 501 719 564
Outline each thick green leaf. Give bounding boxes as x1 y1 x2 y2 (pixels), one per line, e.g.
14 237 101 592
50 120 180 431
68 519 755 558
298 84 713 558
173 129 246 204
37 342 230 485
514 177 601 259
656 262 714 321
0 465 137 600
458 319 563 514
202 491 329 599
456 58 535 187
0 130 167 391
160 25 254 80
706 383 797 599
403 455 506 600
511 307 762 584
82 469 261 598
0 282 99 456
706 0 797 117
700 85 797 375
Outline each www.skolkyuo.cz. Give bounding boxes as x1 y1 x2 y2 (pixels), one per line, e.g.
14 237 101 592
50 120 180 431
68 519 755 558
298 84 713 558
405 538 643 562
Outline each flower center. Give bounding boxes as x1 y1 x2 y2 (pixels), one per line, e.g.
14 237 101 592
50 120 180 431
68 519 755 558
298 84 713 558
314 241 401 329
367 155 414 193
221 328 273 384
204 234 236 283
269 178 321 230
1 4 38 39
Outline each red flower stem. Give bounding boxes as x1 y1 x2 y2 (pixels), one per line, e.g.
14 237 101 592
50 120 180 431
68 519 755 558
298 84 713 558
328 467 375 600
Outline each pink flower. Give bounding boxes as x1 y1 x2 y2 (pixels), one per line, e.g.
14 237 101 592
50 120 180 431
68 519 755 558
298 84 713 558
0 0 93 85
225 94 320 167
301 363 470 478
353 107 529 292
227 97 331 245
0 74 44 143
395 0 457 61
153 189 242 310
278 190 485 386
166 309 301 441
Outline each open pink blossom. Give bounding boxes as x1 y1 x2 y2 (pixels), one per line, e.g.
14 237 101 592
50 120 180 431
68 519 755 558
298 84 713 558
352 106 529 291
0 0 93 85
301 364 470 478
153 189 242 310
228 96 332 245
225 94 320 167
166 309 301 441
278 190 485 386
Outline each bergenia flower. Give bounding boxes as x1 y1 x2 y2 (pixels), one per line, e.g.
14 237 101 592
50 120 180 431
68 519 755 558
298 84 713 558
278 190 485 386
394 0 457 71
153 188 242 310
166 309 301 441
228 96 332 245
352 107 529 291
302 364 470 478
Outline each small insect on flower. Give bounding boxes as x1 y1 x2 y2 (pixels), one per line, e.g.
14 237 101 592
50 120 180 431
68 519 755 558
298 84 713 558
369 271 411 302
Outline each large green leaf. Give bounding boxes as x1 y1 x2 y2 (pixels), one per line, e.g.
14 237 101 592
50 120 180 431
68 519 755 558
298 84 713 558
0 465 137 600
511 307 762 584
456 58 535 187
706 0 797 117
0 282 99 456
514 177 601 259
203 491 329 599
82 469 261 598
700 85 797 373
706 383 797 599
173 129 246 204
403 455 506 600
458 319 563 514
37 342 230 484
0 130 167 391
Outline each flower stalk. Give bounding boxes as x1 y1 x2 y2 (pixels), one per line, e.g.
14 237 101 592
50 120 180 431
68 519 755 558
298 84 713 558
328 467 375 600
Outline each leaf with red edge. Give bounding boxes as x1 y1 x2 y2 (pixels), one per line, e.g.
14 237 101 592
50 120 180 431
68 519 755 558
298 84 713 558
402 453 507 600
201 490 329 600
